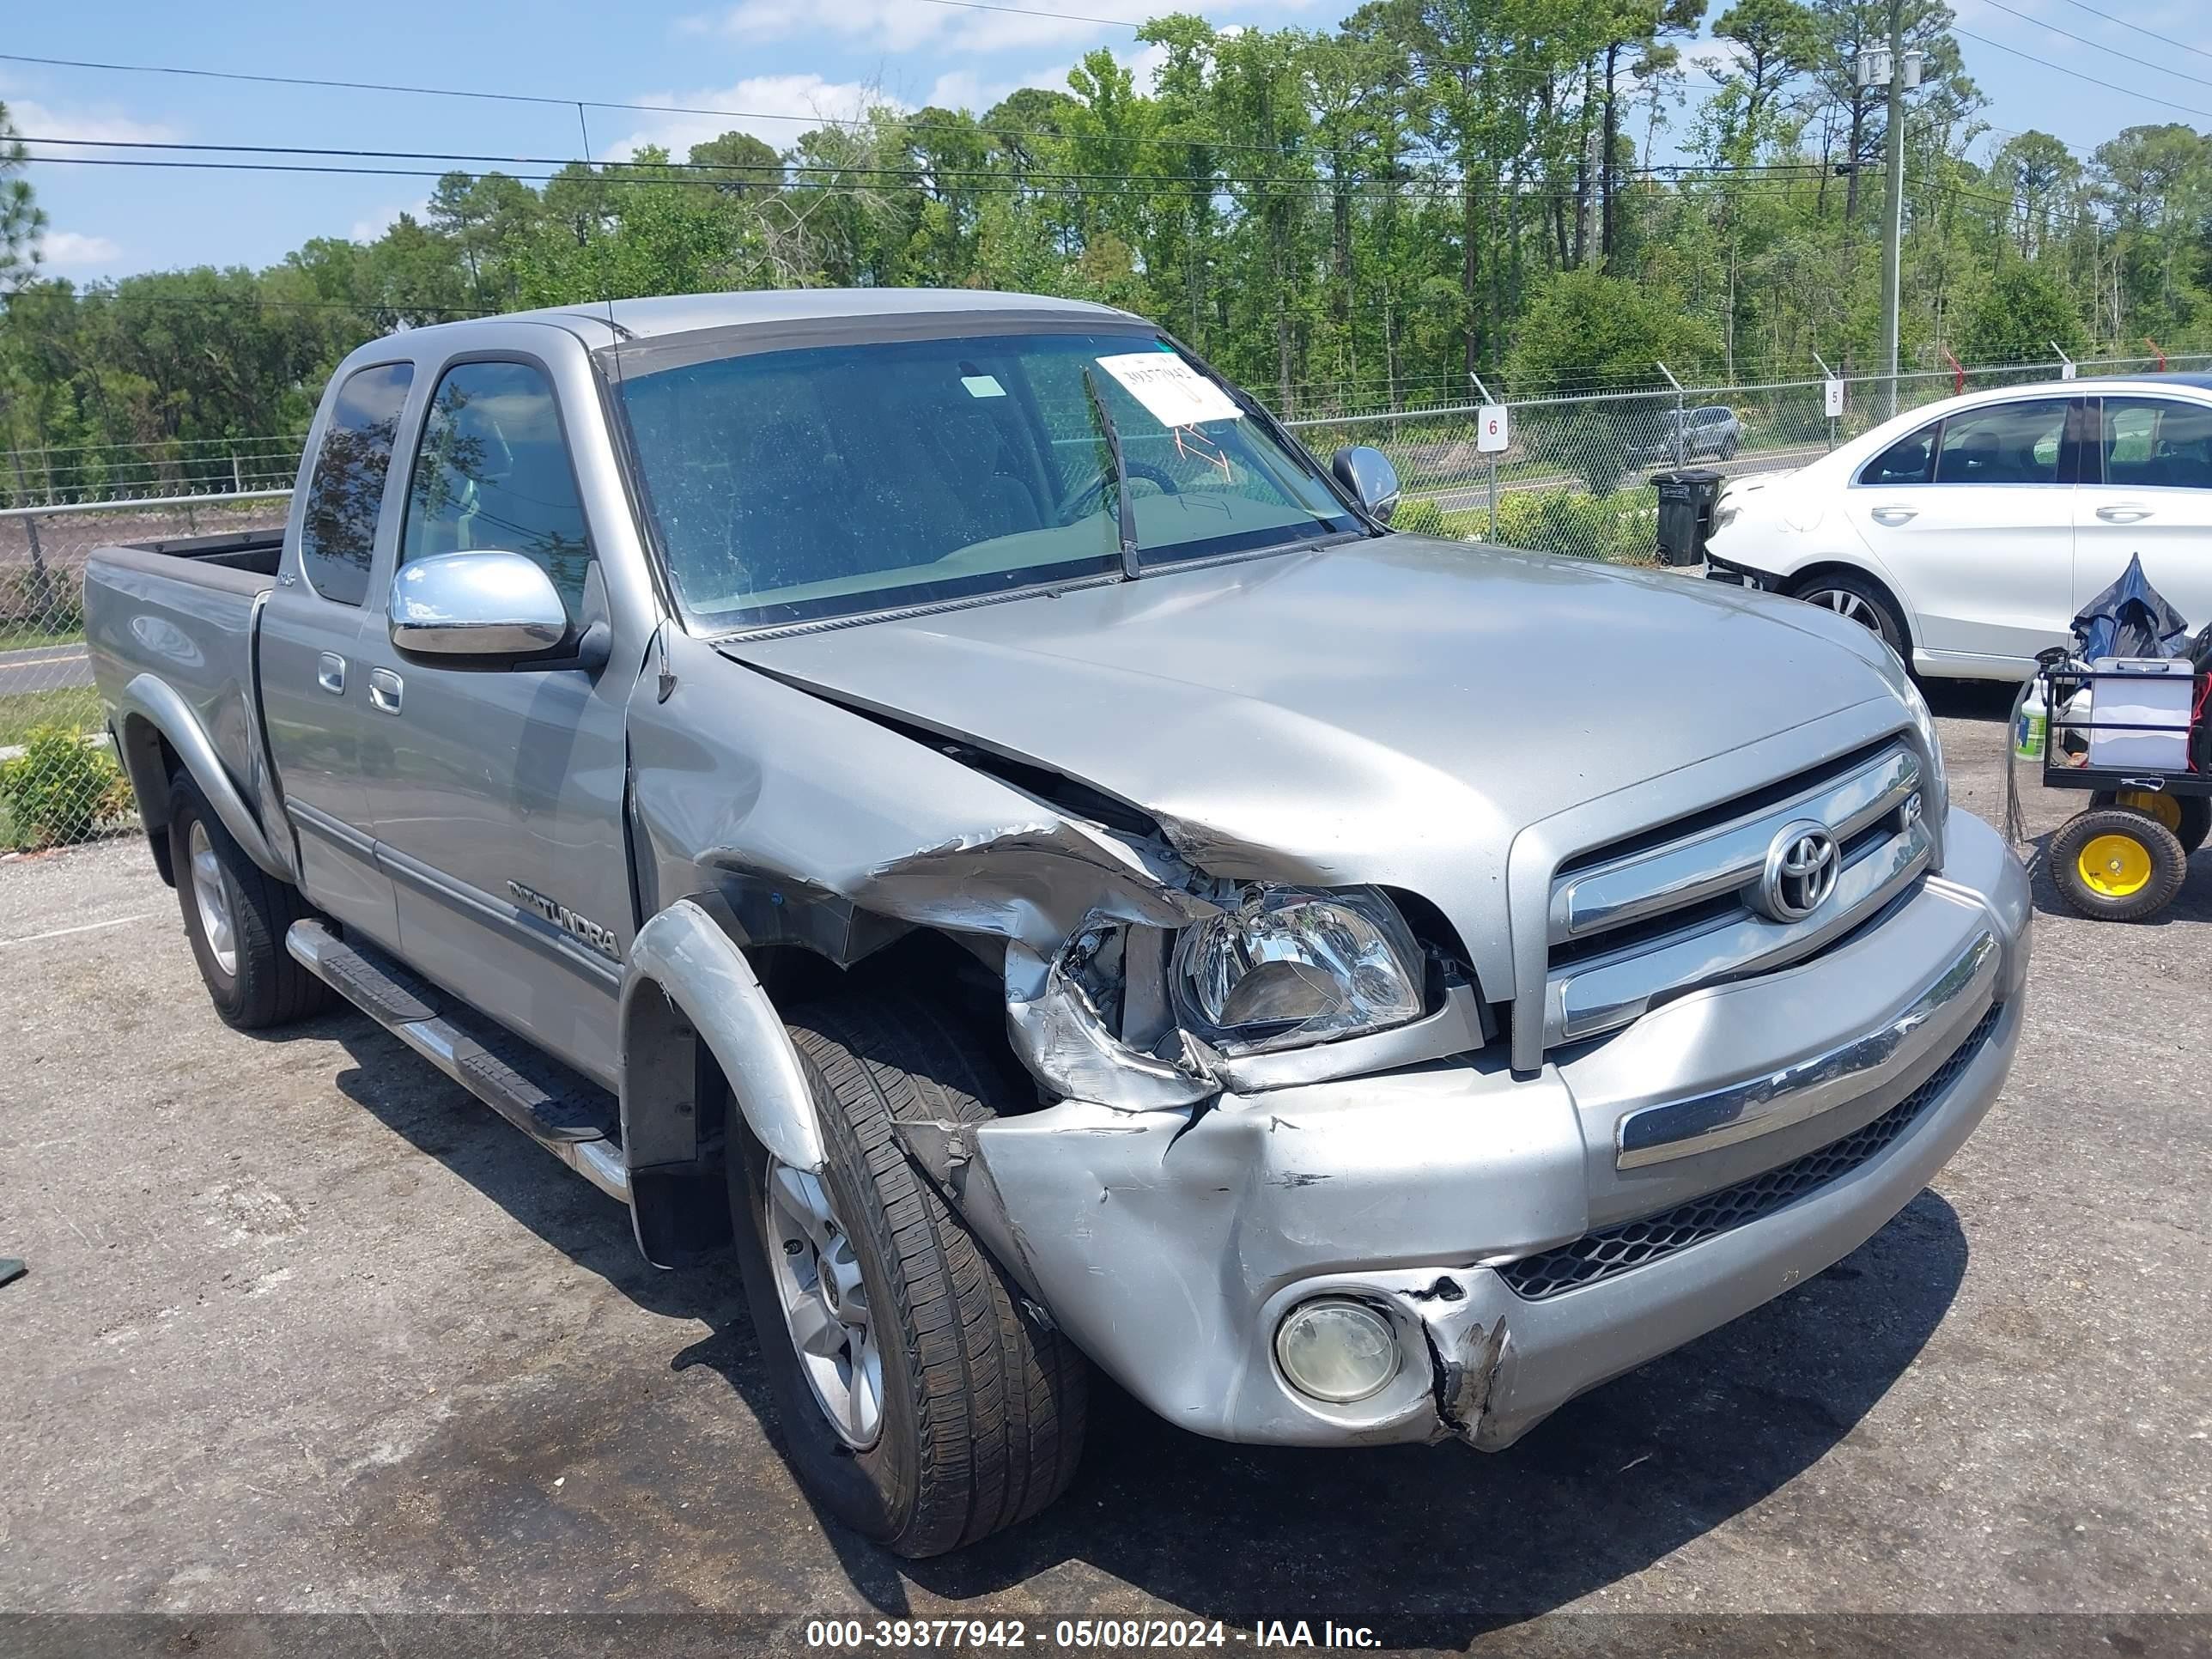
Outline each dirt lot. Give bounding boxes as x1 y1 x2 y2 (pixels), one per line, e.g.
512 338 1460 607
2 688 2207 1659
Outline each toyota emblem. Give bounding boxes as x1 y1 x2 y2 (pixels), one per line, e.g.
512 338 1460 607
1756 820 1840 922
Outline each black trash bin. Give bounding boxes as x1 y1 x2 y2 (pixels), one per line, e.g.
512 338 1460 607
1651 467 1725 567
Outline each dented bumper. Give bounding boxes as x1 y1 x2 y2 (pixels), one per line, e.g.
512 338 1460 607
912 807 2029 1450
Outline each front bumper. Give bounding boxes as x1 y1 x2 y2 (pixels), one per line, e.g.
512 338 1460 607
922 807 2029 1450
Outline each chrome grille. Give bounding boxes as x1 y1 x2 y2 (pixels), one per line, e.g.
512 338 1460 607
1543 742 1930 1048
1499 999 2003 1302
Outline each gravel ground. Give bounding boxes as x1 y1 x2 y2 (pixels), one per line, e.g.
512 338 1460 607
1 687 2206 1659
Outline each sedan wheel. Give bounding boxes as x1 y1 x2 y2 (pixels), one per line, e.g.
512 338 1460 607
1793 575 1907 659
1814 587 1884 629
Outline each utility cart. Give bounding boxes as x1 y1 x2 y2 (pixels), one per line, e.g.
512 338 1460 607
2026 653 2210 921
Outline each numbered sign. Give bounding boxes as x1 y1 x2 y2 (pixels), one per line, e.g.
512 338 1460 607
1477 404 1510 453
1823 377 1846 419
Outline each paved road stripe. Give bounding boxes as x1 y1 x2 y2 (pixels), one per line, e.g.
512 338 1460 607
0 912 151 946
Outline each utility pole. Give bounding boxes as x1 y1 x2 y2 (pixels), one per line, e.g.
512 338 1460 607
1864 6 1922 420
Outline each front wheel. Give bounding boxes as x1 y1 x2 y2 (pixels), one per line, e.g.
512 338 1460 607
728 993 1087 1557
2051 806 2188 922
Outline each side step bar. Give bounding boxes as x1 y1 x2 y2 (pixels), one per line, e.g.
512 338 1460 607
286 920 629 1204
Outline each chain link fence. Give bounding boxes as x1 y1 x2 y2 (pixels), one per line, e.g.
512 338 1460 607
4 350 2203 848
1282 351 2212 562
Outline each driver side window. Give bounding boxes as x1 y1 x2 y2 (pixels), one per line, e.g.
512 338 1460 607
399 360 593 622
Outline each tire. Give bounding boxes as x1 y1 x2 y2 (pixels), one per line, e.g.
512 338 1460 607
167 771 329 1030
1720 434 1740 461
2051 806 2188 922
1791 570 1909 659
728 992 1087 1558
2091 787 2211 856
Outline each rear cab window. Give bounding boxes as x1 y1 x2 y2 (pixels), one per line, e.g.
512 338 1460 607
297 363 415 605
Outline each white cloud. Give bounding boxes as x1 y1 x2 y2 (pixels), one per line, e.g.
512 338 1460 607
351 198 434 242
3 96 180 156
927 40 1168 118
682 0 1314 58
36 229 122 268
609 74 894 161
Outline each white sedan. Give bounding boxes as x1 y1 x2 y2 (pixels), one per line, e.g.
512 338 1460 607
1703 374 2212 679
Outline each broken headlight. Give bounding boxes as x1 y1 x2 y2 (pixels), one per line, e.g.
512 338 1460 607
1171 885 1424 1054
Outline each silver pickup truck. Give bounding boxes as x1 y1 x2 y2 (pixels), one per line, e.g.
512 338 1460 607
85 288 2031 1557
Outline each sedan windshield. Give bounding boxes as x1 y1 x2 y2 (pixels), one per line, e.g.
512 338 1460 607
609 328 1362 631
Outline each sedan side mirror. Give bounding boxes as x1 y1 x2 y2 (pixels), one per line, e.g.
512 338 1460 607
1331 445 1401 525
389 550 569 662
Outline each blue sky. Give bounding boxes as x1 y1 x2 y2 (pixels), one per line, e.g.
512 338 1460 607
4 0 2210 283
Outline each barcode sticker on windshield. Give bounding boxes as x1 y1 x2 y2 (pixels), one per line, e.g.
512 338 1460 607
1095 352 1243 428
961 374 1006 398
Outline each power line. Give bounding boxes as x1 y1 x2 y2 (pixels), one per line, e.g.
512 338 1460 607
0 45 1680 164
2049 0 2212 66
1974 0 2212 92
16 132 1832 196
0 50 1287 162
15 149 1841 210
1950 26 2212 121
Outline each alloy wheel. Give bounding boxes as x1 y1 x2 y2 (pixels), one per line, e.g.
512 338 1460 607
764 1157 884 1449
188 819 239 977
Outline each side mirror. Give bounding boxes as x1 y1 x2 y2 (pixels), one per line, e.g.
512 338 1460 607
1331 445 1401 525
389 550 569 661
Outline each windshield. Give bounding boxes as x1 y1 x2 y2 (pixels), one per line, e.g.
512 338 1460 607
609 327 1361 630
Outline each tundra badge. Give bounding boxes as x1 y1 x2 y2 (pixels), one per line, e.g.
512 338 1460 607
507 880 623 961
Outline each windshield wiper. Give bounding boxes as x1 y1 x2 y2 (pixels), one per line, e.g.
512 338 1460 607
1081 366 1144 580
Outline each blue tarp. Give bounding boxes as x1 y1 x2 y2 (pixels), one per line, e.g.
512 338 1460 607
2071 553 2191 660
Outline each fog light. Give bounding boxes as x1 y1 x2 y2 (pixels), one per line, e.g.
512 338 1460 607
1274 1297 1400 1404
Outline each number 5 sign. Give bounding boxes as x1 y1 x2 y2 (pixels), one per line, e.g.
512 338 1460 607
1477 404 1510 453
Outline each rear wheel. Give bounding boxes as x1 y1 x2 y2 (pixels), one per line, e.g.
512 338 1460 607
728 992 1087 1557
167 772 328 1029
2090 788 2210 856
1791 571 1909 659
2051 806 2188 922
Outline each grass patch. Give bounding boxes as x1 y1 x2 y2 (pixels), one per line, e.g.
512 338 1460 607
0 687 104 750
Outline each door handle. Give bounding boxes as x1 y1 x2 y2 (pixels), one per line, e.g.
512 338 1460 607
1870 507 1917 526
315 653 345 695
367 666 404 715
2096 505 2153 524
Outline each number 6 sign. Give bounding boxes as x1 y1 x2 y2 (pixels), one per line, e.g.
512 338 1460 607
1477 404 1510 453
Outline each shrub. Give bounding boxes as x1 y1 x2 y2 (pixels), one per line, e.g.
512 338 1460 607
1492 489 1660 562
0 726 134 849
1391 497 1449 537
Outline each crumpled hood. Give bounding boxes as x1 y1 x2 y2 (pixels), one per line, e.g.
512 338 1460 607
724 535 1905 888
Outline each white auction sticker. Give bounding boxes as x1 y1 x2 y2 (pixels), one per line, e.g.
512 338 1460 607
960 374 1006 398
1094 352 1243 427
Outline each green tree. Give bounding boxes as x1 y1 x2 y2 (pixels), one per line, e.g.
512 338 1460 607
1505 265 1720 391
1953 260 2086 363
0 101 44 289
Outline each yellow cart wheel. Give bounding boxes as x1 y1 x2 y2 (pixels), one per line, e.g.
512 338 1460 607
2090 787 2212 854
2051 806 2189 921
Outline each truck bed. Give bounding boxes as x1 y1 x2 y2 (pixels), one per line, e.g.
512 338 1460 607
82 532 289 870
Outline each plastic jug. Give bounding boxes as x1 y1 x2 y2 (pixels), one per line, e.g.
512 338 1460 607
2014 682 2047 760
